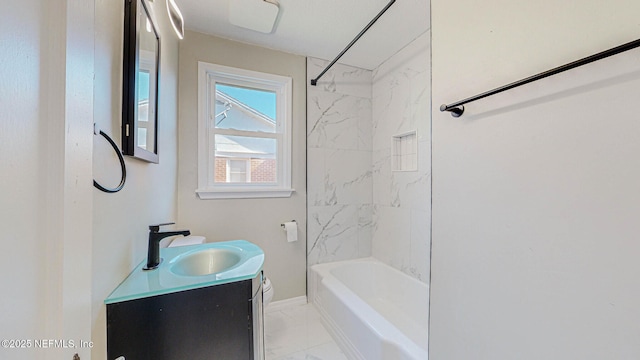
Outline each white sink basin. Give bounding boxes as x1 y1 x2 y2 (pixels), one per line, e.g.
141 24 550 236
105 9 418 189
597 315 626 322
170 248 242 276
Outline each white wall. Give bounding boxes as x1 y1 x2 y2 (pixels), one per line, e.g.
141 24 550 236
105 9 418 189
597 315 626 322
0 2 52 358
1 0 94 359
177 31 307 301
91 0 180 358
431 1 640 358
306 58 373 267
372 32 431 282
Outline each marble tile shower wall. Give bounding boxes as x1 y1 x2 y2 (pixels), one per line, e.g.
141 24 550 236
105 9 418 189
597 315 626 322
371 33 431 283
306 58 373 266
306 32 430 283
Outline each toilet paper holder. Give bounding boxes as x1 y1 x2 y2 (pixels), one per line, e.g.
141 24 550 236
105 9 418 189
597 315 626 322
280 220 296 228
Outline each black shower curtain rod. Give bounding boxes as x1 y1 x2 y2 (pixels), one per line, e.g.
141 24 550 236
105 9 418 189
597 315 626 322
440 37 640 117
310 0 396 86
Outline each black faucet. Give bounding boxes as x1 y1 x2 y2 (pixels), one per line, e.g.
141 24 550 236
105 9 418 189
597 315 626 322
143 223 191 270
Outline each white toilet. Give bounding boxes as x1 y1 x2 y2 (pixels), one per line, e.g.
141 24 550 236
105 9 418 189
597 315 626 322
169 236 274 307
262 276 274 307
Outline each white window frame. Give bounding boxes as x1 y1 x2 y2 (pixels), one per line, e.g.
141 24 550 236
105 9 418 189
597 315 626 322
196 62 294 199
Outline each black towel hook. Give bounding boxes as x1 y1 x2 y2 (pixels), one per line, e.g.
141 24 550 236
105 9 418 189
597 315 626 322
93 127 127 193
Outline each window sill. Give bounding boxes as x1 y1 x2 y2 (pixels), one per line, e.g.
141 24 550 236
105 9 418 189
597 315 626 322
196 188 295 200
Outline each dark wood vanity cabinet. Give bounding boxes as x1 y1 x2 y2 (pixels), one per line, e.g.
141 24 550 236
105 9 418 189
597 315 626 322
106 275 264 360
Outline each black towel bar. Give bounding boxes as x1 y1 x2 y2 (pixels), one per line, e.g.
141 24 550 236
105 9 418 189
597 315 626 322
441 38 640 117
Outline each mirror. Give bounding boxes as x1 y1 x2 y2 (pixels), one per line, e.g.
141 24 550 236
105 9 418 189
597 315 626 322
122 0 160 163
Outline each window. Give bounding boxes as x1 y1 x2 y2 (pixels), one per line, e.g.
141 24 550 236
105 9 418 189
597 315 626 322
197 62 293 199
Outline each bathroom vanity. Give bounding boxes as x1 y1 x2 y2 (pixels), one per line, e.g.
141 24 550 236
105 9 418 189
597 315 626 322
105 240 265 360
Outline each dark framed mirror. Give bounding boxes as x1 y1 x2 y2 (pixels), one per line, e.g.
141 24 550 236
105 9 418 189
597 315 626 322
122 0 160 163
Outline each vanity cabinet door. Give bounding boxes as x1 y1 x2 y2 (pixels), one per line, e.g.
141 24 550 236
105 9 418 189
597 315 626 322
107 280 253 360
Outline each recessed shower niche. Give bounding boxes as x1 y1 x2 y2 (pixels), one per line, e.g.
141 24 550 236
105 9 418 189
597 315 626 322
392 131 418 172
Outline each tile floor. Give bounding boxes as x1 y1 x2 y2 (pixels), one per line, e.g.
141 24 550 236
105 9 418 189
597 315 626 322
264 302 349 360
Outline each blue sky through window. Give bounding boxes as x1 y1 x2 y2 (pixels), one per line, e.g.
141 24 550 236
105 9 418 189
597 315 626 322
217 84 276 120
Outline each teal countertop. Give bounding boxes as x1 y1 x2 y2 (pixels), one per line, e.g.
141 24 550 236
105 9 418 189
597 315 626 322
105 240 264 305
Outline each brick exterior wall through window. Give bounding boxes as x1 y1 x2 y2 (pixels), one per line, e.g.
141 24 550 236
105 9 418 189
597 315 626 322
251 158 276 183
214 158 227 183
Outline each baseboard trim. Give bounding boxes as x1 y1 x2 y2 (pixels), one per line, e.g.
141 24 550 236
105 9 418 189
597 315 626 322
265 295 308 313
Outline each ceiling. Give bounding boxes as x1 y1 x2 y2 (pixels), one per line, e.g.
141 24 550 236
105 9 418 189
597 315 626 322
178 0 430 70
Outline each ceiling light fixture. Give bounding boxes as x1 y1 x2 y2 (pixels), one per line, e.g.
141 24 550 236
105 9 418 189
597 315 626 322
166 0 184 39
229 0 280 34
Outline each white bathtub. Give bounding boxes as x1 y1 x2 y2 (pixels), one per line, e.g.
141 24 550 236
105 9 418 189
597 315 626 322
310 258 429 360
